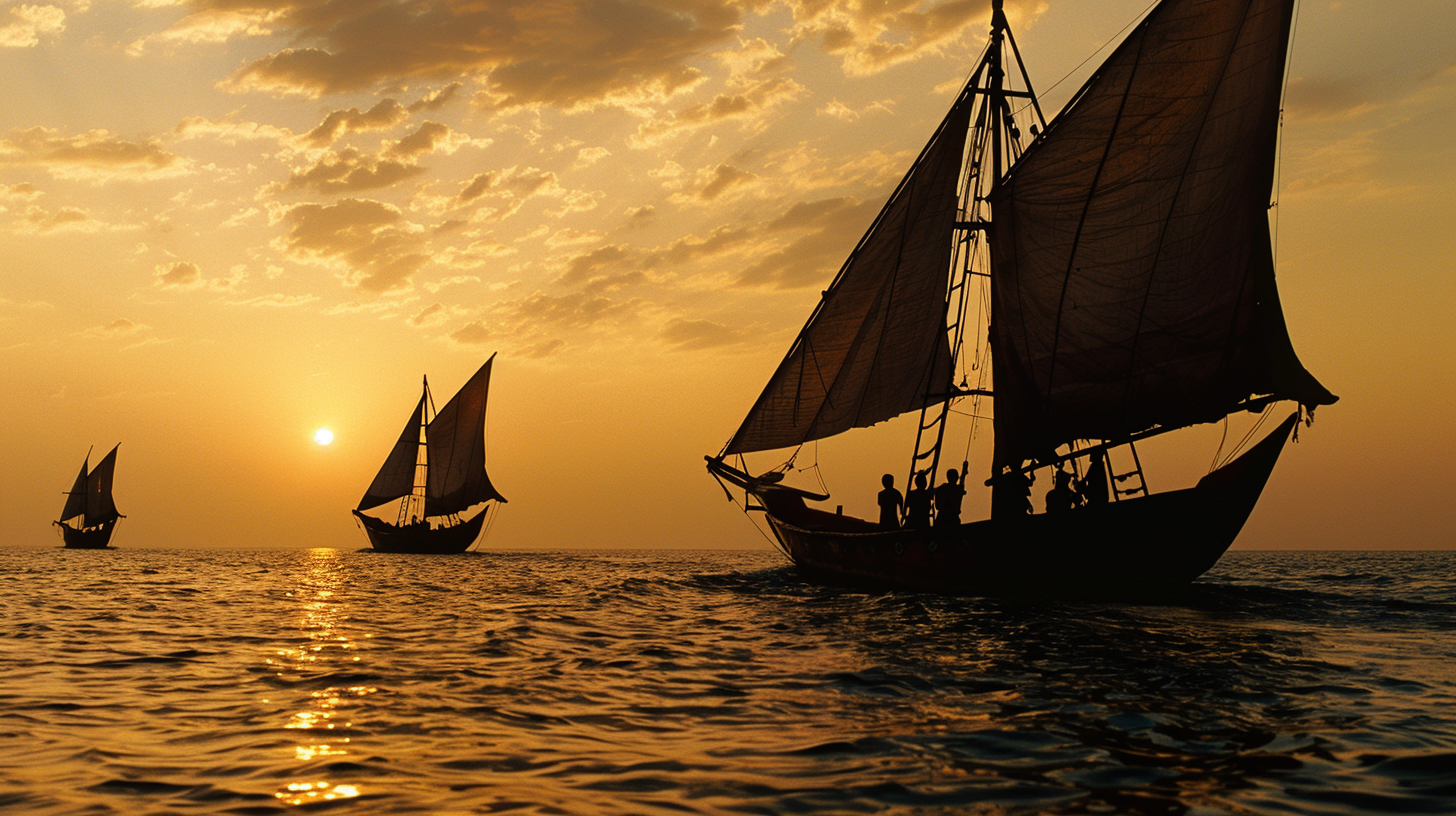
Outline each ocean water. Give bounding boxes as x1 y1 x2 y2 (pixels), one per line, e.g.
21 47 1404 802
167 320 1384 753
1 548 1454 815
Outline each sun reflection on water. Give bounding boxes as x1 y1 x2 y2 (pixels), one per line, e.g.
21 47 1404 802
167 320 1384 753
271 549 376 802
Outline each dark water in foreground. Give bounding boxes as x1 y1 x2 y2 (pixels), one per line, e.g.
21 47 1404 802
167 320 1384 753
2 549 1454 815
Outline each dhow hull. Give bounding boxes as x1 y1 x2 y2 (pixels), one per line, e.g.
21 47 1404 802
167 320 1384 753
353 508 489 554
757 414 1299 598
58 518 118 549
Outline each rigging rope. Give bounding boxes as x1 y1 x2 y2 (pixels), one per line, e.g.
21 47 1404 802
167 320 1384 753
1009 0 1160 121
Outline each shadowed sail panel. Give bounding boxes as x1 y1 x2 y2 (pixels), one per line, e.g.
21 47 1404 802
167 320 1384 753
61 456 88 522
724 92 975 455
357 395 425 512
85 445 120 526
426 357 505 515
989 0 1334 468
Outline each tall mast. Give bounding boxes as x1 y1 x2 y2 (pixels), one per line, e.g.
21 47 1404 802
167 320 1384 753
903 0 1043 491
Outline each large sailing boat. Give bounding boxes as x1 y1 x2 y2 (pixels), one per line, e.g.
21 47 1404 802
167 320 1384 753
54 445 124 549
707 0 1336 596
352 356 507 554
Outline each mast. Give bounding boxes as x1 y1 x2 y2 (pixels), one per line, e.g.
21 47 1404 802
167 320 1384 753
904 0 1044 490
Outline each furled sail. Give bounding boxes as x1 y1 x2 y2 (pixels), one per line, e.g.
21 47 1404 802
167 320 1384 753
425 356 505 515
724 91 975 455
358 395 426 512
988 0 1335 468
85 445 120 526
60 455 88 521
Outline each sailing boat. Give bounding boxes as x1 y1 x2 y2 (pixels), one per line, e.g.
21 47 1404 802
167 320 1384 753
54 445 124 549
352 355 507 554
706 0 1336 596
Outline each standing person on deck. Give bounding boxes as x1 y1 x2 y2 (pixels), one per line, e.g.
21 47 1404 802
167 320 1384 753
932 463 968 527
904 472 933 529
877 474 904 530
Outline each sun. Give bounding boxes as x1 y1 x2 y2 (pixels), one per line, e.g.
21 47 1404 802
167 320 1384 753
314 428 334 446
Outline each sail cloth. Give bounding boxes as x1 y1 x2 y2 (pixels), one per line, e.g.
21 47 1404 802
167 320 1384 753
988 0 1335 468
357 395 426 512
425 356 505 515
85 445 120 526
724 91 975 455
61 455 88 521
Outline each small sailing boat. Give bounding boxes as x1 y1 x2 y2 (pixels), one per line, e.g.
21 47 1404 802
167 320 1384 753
55 445 124 549
353 356 507 553
707 0 1336 596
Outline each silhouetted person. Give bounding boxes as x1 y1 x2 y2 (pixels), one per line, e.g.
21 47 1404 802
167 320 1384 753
932 464 967 527
877 473 903 530
1079 452 1109 506
1045 468 1081 514
904 472 932 529
991 468 1033 519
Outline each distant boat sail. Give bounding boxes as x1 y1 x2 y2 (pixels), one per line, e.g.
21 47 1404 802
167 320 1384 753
352 355 507 554
706 0 1336 596
55 445 124 549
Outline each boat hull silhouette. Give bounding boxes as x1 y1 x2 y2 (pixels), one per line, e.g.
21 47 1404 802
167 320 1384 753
352 510 488 554
742 415 1298 598
57 518 118 549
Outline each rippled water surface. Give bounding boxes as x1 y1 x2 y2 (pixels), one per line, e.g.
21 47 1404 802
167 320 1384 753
2 548 1455 815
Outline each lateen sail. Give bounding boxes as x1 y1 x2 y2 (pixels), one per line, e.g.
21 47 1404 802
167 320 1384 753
425 356 505 516
85 445 120 527
61 455 88 522
357 395 426 512
988 0 1335 468
724 91 975 455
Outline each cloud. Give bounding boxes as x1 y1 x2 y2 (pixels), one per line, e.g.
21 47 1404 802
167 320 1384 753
790 0 1023 76
409 82 463 112
1285 76 1377 122
0 4 65 48
84 318 149 338
659 317 747 350
408 302 448 326
302 99 409 146
22 204 92 232
736 195 881 288
214 0 745 111
0 127 182 180
633 75 805 145
127 8 274 55
155 260 202 288
230 293 321 307
555 223 754 290
817 97 894 121
276 147 427 194
175 115 293 146
385 121 479 158
450 291 644 352
692 163 758 201
573 146 610 169
275 198 430 292
441 165 569 220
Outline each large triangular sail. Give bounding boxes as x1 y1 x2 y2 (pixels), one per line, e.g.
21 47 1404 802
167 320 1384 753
425 356 505 516
988 0 1335 468
85 445 120 526
358 394 426 512
724 91 976 455
60 455 88 521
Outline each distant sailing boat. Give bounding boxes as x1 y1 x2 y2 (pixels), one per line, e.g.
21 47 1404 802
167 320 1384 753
352 356 507 554
55 445 124 549
707 0 1336 596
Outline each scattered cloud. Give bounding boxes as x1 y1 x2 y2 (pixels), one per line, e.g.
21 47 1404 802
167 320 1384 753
276 147 427 195
0 127 183 180
817 97 895 121
408 301 449 326
0 4 65 49
1286 76 1376 122
155 260 202 288
409 82 463 112
302 99 409 146
84 318 149 339
215 0 745 111
687 163 758 202
789 0 1028 76
230 293 321 307
573 146 611 169
736 195 880 288
659 317 747 350
274 198 430 292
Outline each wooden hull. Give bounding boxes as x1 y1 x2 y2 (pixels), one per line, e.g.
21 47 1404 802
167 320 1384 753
755 414 1299 598
352 508 490 554
58 518 118 549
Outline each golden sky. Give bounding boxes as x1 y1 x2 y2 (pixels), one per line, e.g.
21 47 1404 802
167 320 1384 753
3 0 1453 551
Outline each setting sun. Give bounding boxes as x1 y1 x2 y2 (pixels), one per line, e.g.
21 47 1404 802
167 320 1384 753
313 428 334 446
